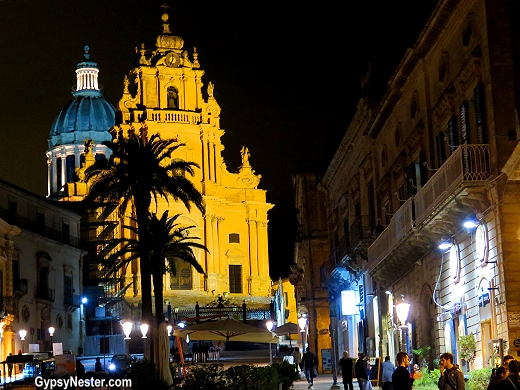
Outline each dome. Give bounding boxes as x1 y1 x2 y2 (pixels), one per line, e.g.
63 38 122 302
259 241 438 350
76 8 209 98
48 46 115 149
48 95 115 148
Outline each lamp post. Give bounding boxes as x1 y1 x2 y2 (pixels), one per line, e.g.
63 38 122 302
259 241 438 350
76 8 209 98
48 326 55 351
396 298 411 353
140 323 149 339
298 316 307 354
19 329 27 353
266 320 274 365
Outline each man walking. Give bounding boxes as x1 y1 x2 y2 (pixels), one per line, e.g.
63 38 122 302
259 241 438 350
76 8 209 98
355 353 369 390
338 351 354 390
438 352 465 390
392 352 413 390
293 347 302 373
302 347 318 389
381 355 395 390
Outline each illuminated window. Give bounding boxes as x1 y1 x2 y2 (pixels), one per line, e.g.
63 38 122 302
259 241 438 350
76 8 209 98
229 233 240 243
475 224 488 264
450 244 461 283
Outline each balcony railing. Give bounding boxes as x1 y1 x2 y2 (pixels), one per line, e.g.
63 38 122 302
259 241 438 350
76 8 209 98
133 109 202 124
368 197 413 272
414 144 489 226
368 144 489 273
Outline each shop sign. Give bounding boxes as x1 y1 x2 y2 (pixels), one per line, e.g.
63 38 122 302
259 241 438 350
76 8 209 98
479 292 490 307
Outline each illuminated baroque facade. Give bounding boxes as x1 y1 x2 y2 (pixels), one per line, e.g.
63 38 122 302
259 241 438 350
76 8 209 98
47 11 273 328
321 0 520 372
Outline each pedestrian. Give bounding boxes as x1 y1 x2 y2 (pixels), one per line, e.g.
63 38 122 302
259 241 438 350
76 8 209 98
487 366 507 390
76 359 85 379
7 353 13 378
338 351 354 390
438 352 465 390
503 355 515 371
392 352 413 390
302 347 318 389
292 347 302 373
94 357 103 372
498 360 520 390
355 353 369 390
381 355 396 390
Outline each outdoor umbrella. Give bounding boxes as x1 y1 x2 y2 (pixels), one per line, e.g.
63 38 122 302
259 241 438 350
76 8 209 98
173 318 278 343
274 322 299 347
273 322 298 336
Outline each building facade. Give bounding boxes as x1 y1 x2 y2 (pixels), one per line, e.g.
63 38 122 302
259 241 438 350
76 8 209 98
0 179 83 359
46 9 274 343
291 171 331 372
321 0 520 371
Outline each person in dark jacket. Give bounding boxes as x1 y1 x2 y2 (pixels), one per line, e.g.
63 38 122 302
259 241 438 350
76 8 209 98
302 347 318 389
355 353 369 390
488 366 507 390
438 352 465 390
392 352 413 390
338 351 354 390
498 360 520 390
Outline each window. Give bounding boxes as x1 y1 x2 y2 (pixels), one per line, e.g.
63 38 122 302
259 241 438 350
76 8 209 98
447 117 459 152
367 180 375 232
12 258 19 292
436 132 447 167
229 265 242 294
438 52 449 82
474 84 488 144
62 221 70 245
64 275 73 306
460 101 471 144
95 153 106 161
36 211 45 234
229 233 240 243
476 224 489 264
8 200 17 223
66 155 75 183
167 86 178 109
57 158 62 188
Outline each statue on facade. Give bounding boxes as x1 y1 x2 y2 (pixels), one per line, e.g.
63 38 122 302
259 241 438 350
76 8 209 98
240 146 251 168
208 82 214 98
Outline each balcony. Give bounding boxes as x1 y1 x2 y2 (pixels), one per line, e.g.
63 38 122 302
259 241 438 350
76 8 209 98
368 144 490 283
133 109 202 124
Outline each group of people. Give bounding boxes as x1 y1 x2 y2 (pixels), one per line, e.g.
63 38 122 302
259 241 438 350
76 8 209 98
337 351 464 390
487 354 520 390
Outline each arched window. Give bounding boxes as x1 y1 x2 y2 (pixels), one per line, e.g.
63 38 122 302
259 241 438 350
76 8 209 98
167 86 178 109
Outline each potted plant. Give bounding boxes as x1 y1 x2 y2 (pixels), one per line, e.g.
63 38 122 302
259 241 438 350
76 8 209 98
458 334 476 372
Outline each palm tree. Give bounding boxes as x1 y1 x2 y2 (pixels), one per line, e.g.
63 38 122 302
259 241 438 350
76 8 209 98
84 131 204 356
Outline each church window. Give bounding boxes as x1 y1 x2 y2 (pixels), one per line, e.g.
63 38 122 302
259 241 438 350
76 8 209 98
229 233 240 243
229 265 242 294
66 155 75 183
167 86 178 109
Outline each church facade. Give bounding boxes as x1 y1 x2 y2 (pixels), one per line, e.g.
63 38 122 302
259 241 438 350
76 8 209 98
46 10 273 337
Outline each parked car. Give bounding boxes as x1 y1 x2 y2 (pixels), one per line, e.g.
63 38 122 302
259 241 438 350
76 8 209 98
108 354 132 378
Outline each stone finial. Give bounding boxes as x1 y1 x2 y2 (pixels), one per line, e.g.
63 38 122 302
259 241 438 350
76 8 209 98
193 47 200 68
84 45 90 60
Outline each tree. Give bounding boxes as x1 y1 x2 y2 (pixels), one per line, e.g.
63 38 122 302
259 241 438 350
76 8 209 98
84 131 204 357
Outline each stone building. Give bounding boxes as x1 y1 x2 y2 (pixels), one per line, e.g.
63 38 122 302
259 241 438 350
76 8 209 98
0 179 83 359
291 170 331 371
46 9 274 345
321 0 520 371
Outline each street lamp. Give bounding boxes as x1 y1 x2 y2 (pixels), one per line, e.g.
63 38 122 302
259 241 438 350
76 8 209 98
298 316 307 354
122 322 132 340
140 323 149 339
48 326 55 349
266 320 274 365
19 329 27 353
396 297 411 353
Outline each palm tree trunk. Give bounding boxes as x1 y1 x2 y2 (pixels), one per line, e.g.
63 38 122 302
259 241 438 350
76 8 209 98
153 271 165 326
135 202 154 360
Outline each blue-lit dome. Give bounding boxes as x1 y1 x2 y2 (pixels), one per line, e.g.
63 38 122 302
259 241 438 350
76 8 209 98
48 46 115 149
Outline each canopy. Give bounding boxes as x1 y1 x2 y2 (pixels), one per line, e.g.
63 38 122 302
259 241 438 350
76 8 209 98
174 319 278 343
274 322 299 336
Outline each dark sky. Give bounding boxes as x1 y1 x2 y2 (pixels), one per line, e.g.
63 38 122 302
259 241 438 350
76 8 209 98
0 0 437 279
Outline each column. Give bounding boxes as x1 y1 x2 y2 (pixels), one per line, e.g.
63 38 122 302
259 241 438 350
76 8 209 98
247 218 258 278
201 136 209 181
209 137 215 182
258 221 268 277
214 217 223 274
205 214 213 274
211 216 218 273
206 141 212 181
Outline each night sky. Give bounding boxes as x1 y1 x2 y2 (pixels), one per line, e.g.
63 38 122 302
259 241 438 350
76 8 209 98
0 0 437 279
